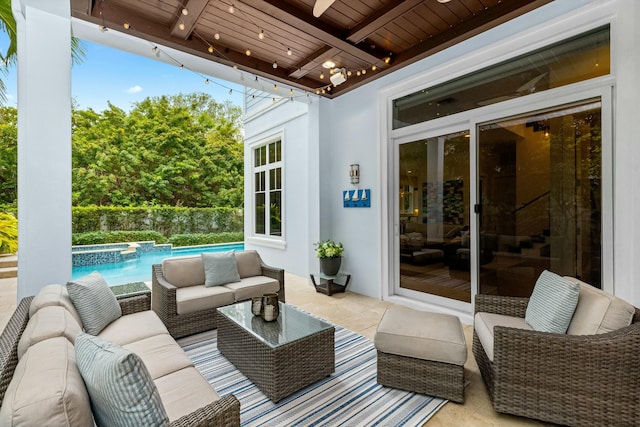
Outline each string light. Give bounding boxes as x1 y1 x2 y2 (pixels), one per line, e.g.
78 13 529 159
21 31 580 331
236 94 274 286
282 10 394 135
233 64 238 70
356 70 361 76
287 48 292 56
347 70 352 76
362 69 367 75
179 64 184 69
151 46 157 53
181 8 188 15
320 72 324 79
178 22 185 30
289 88 294 95
384 56 391 64
273 84 278 90
258 30 265 40
205 79 209 84
99 25 108 32
272 61 278 69
214 32 220 40
228 4 235 13
245 49 251 56
371 65 377 71
207 46 214 53
123 22 130 29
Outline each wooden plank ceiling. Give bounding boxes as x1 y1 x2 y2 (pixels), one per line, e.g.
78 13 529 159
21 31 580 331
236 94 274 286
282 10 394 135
71 0 553 98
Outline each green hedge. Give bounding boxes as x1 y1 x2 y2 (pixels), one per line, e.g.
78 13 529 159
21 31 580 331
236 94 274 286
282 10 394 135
72 230 168 246
72 206 243 235
167 232 244 247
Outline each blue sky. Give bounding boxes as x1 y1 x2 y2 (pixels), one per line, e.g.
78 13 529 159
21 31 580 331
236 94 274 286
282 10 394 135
1 37 243 111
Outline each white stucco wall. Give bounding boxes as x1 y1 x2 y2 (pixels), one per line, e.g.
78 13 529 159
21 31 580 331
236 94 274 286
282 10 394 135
243 98 322 277
247 0 640 306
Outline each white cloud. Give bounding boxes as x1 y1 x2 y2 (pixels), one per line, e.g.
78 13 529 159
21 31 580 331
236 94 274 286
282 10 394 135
125 85 143 94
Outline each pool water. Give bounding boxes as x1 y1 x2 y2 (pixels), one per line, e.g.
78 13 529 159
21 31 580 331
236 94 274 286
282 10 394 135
72 243 245 285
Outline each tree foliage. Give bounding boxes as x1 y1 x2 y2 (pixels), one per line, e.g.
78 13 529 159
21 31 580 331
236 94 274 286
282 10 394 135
71 92 244 207
0 92 244 208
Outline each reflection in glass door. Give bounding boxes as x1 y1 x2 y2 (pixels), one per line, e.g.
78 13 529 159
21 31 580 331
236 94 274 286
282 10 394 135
477 101 602 297
398 131 470 303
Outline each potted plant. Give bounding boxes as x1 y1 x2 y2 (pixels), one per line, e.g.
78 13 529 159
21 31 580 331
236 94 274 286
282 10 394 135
314 239 344 276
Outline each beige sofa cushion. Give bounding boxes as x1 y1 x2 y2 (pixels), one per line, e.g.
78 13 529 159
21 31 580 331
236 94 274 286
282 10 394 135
175 284 235 315
17 305 82 359
0 337 94 427
154 366 221 422
224 276 280 301
235 250 262 278
564 277 635 335
123 334 193 380
374 308 467 366
28 283 83 326
162 255 205 288
98 310 170 346
474 312 532 361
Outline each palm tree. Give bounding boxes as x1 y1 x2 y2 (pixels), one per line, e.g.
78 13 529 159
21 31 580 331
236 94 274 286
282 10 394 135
0 0 85 103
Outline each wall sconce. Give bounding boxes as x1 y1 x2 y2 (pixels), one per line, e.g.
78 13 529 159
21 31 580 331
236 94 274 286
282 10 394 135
350 164 360 185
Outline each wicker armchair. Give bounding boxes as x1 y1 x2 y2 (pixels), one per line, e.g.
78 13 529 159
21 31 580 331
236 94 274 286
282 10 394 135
152 252 285 338
473 294 640 427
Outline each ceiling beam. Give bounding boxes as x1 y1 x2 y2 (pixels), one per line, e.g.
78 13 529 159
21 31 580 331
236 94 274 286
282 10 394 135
238 0 384 66
347 0 424 44
170 0 209 39
289 46 336 79
76 2 323 92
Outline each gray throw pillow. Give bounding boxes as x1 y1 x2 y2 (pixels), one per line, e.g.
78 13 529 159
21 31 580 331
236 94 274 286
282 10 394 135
525 270 580 333
202 250 241 287
67 272 121 335
75 333 169 427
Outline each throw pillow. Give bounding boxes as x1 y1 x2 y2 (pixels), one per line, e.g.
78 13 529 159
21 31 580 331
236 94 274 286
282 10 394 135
525 270 580 333
75 332 169 427
67 272 122 335
202 250 241 287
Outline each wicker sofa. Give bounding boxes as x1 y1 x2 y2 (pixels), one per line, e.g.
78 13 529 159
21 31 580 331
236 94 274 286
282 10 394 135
0 285 240 426
152 250 285 338
473 281 640 427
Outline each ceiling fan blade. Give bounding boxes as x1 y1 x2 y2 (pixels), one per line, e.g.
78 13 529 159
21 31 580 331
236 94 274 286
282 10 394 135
313 0 337 17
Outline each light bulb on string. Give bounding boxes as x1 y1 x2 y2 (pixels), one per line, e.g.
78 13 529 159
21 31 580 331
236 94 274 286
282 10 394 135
182 8 188 15
362 69 366 75
272 61 278 69
274 84 278 91
123 22 130 29
214 32 220 40
152 46 158 53
207 46 214 53
287 48 292 56
205 79 209 84
233 64 238 70
178 22 185 30
258 30 265 40
99 25 108 32
245 49 251 56
347 70 352 76
289 88 294 95
320 72 324 79
179 64 184 69
371 65 377 71
228 4 234 13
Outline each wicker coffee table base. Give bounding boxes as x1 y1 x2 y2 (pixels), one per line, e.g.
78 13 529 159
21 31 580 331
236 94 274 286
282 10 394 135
217 314 335 402
377 350 465 403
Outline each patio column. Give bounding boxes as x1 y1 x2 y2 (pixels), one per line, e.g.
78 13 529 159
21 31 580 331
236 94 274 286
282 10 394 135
13 0 72 300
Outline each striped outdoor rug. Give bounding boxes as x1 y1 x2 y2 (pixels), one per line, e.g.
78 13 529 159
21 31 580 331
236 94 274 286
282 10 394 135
178 326 447 427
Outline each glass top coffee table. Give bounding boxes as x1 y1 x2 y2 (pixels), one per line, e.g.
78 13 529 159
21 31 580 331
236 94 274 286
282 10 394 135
217 301 335 402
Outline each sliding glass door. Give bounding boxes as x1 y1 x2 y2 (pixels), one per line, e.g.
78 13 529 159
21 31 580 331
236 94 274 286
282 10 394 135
477 100 602 296
398 130 471 303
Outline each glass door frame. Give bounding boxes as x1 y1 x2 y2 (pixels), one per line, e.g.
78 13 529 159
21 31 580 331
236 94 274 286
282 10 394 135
387 79 614 312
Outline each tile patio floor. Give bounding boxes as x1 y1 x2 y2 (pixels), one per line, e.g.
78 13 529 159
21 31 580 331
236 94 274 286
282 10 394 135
0 272 556 426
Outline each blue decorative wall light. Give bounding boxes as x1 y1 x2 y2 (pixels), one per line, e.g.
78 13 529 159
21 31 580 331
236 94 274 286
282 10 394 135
343 189 370 208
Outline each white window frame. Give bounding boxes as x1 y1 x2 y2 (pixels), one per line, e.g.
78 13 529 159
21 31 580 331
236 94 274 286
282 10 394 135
246 132 286 249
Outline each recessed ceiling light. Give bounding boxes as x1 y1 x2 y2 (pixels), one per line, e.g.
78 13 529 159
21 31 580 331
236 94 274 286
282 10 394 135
322 60 336 69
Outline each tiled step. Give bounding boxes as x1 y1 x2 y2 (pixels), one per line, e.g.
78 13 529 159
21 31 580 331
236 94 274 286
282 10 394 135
0 267 17 279
0 256 17 269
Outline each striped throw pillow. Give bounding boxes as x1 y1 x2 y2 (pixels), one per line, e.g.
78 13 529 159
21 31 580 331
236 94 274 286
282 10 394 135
67 272 122 335
75 333 169 427
525 270 580 333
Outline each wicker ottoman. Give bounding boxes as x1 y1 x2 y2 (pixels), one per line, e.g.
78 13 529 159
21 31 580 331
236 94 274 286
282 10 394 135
374 308 467 403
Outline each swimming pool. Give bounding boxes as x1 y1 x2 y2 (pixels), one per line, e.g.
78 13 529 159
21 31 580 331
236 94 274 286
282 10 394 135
71 242 245 285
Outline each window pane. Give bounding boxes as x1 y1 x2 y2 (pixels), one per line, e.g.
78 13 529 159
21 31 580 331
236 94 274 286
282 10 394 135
255 193 265 234
275 140 281 162
270 191 281 236
478 101 602 297
393 26 610 129
269 142 276 164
